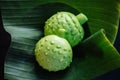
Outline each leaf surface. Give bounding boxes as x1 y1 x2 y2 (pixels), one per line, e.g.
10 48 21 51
1 0 120 80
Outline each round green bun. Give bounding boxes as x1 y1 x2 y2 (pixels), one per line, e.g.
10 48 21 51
35 35 72 72
44 12 88 47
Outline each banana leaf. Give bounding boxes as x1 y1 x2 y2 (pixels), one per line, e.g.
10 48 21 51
1 0 120 80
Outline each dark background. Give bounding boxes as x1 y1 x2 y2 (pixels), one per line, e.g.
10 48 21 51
0 8 120 80
0 10 11 80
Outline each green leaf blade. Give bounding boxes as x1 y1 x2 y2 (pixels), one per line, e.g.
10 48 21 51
1 0 120 80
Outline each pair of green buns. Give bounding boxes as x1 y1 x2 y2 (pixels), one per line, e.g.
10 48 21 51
35 12 88 71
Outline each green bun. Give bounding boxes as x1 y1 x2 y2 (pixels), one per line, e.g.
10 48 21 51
35 35 72 72
44 12 87 47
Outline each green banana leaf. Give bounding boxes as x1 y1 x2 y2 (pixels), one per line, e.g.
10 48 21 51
1 0 120 80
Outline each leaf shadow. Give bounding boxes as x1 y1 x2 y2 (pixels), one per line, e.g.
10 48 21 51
34 60 70 80
24 2 80 35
